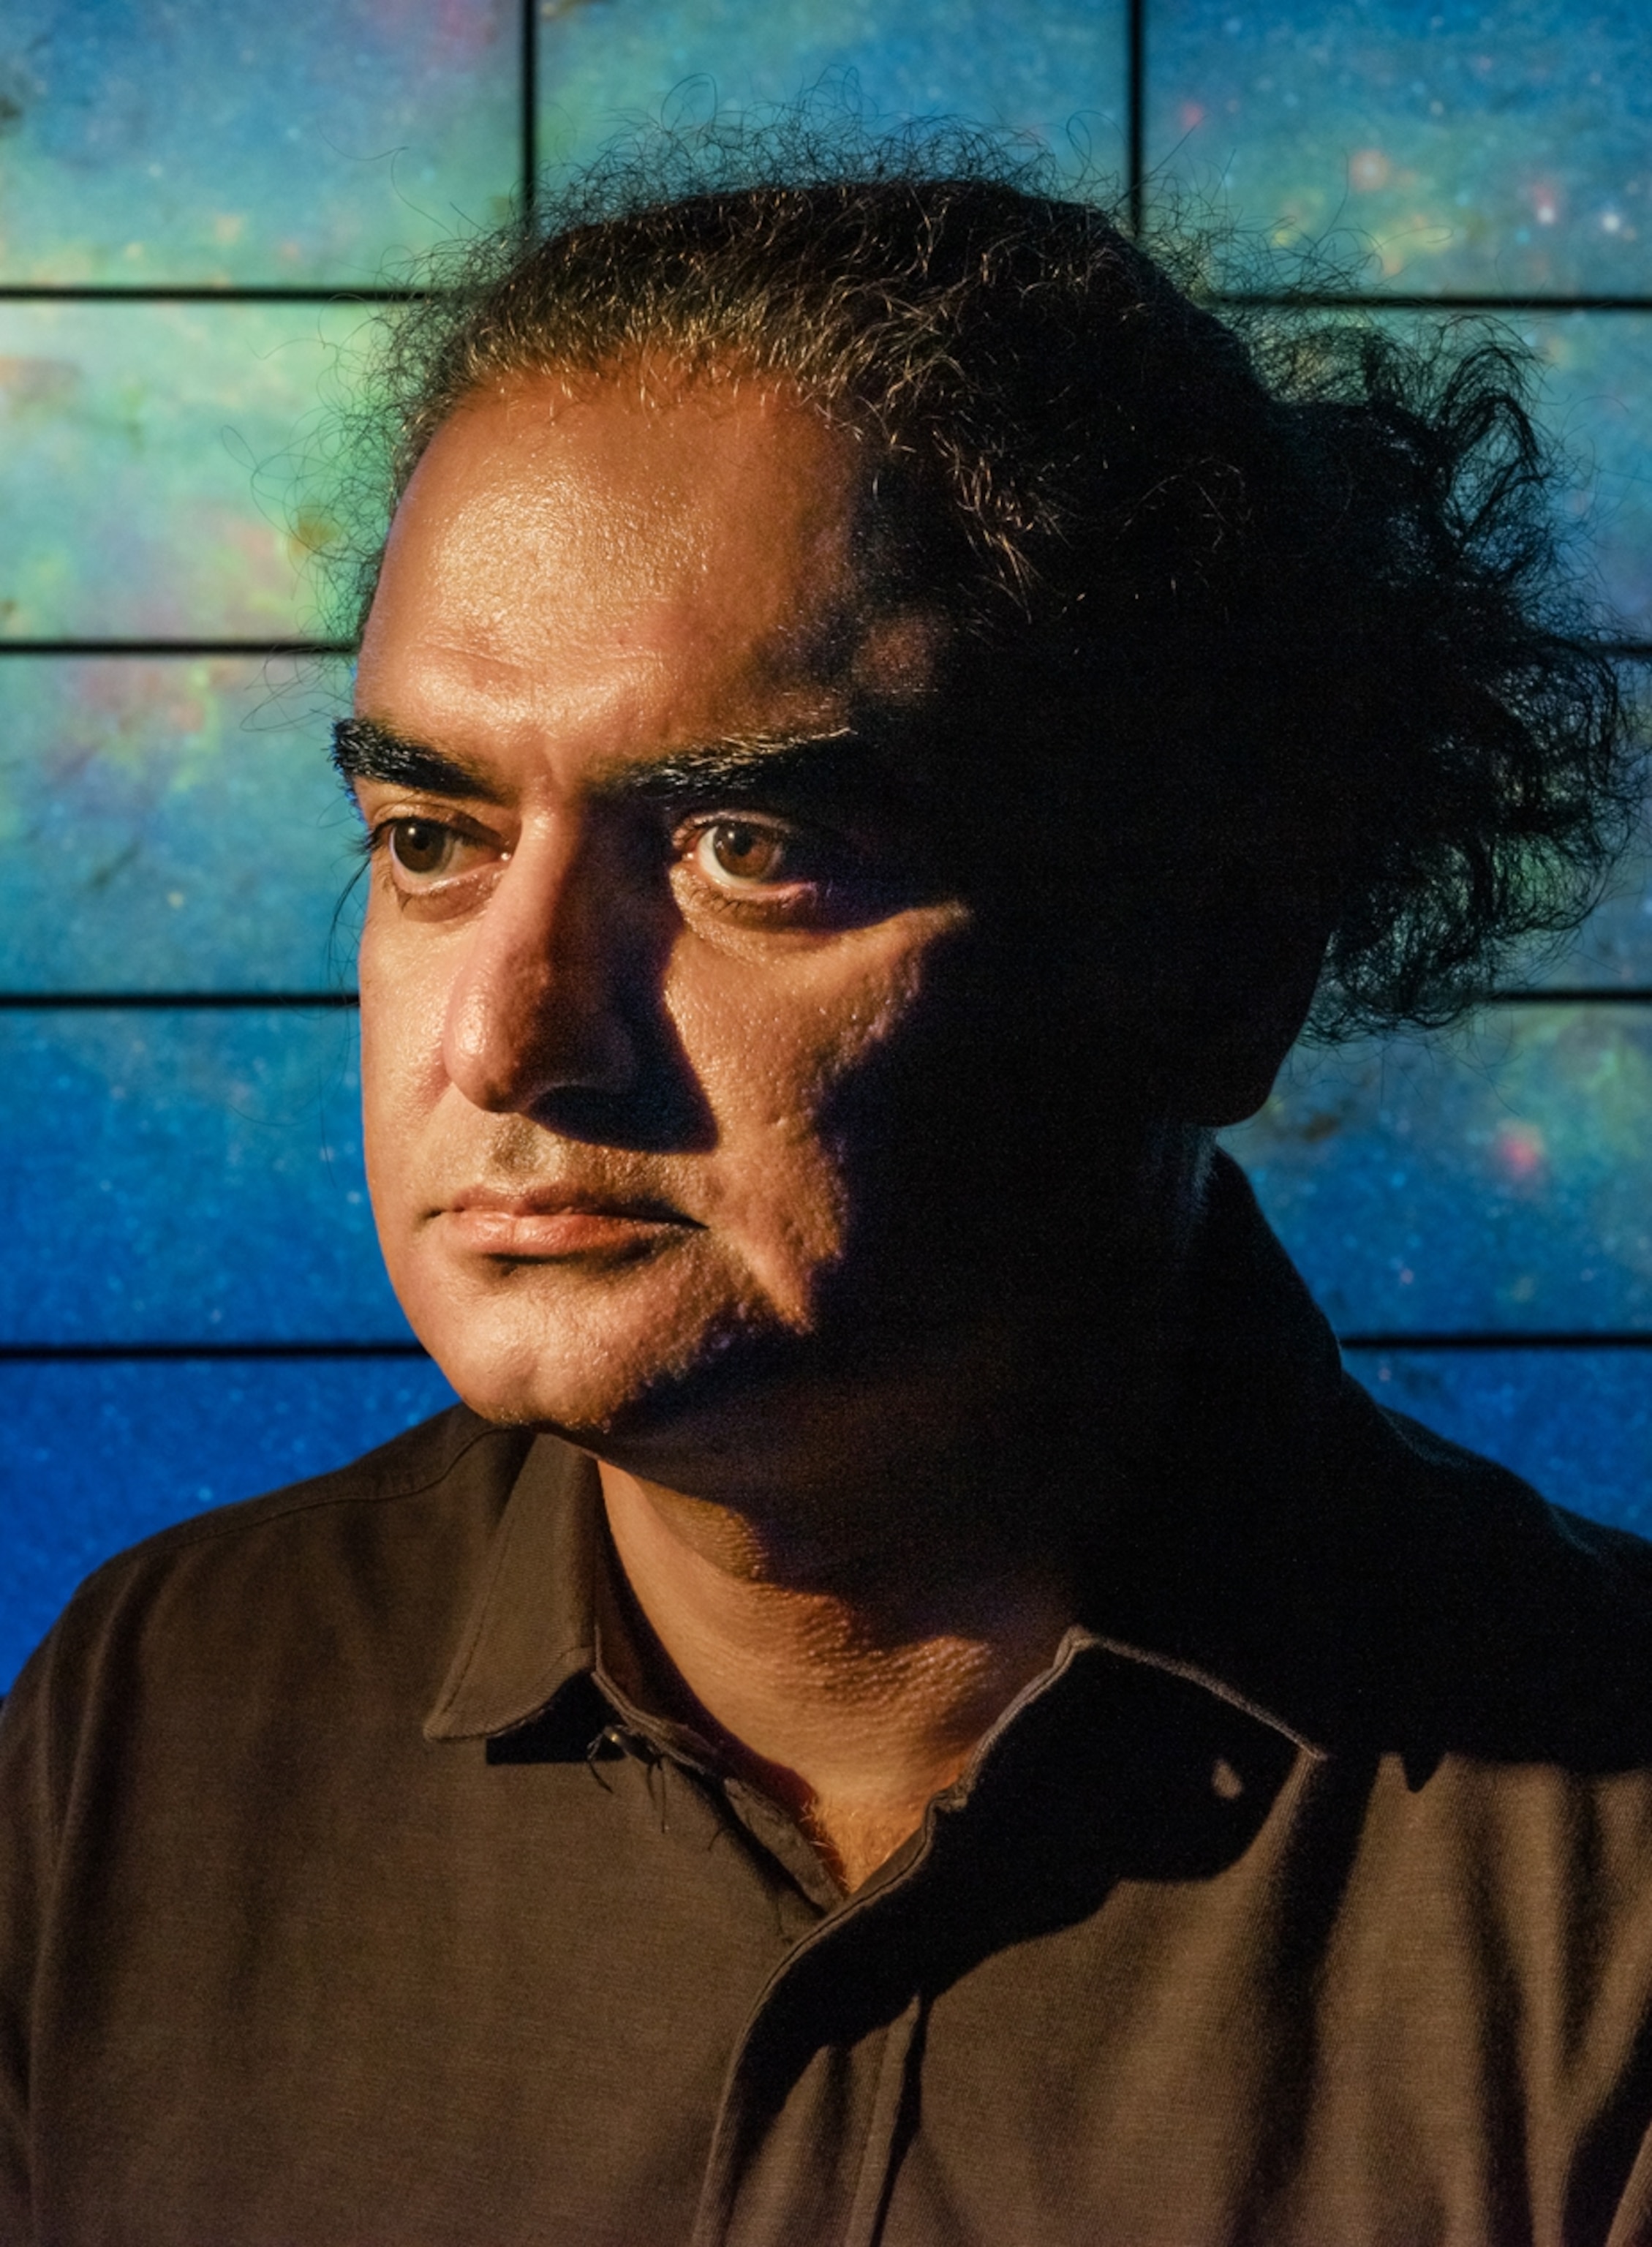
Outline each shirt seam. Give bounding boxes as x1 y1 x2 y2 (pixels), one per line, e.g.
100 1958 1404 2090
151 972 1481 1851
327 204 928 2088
71 1414 510 1580
1085 1633 1328 1757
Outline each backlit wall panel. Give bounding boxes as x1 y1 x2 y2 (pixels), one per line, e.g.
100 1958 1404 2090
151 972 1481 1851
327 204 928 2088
1 0 1646 1683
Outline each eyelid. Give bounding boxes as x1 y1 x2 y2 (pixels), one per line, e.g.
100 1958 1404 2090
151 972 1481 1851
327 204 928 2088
357 783 494 824
362 801 505 848
676 808 797 834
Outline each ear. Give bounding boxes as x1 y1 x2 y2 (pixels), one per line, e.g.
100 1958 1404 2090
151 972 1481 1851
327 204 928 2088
1149 894 1332 1128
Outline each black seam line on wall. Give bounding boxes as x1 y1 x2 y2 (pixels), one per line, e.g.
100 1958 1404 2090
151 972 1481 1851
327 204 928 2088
4 283 1651 313
9 990 1652 1012
521 0 539 227
0 1342 430 1362
4 1336 1648 1363
0 993 361 1009
1126 0 1146 238
1341 1332 1652 1350
2 279 1650 315
1492 987 1652 1004
6 636 1649 664
1216 292 1652 313
0 285 434 304
0 639 353 658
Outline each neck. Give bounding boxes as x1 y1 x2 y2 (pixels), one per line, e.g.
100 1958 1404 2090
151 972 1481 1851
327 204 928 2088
592 1124 1216 1891
598 1457 1077 1892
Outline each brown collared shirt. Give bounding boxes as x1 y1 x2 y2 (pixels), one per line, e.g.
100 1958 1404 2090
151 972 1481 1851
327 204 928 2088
7 1169 1652 2246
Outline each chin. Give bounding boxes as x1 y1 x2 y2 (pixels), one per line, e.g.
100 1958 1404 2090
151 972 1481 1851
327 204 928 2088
423 1325 678 1439
396 1247 791 1445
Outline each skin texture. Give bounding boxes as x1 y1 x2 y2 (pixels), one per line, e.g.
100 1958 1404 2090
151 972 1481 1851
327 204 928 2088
351 368 1307 1886
355 375 1004 1468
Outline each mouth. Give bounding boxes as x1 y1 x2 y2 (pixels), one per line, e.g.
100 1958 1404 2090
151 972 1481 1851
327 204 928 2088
441 1186 701 1262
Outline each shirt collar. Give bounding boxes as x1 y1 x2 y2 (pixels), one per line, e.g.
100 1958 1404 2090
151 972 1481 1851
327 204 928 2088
423 1434 602 1744
422 1147 1645 1774
422 1151 1341 1757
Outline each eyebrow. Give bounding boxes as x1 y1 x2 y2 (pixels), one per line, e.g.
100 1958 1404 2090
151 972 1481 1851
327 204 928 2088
331 719 504 801
597 731 884 810
331 717 902 816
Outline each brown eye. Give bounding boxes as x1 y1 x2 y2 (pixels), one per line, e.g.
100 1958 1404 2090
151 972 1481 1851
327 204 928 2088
388 818 453 878
699 821 789 885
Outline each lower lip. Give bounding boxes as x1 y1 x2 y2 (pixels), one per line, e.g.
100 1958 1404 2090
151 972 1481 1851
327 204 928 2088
444 1208 686 1259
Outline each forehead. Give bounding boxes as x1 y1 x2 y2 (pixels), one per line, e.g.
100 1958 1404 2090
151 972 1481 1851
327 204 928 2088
354 372 882 767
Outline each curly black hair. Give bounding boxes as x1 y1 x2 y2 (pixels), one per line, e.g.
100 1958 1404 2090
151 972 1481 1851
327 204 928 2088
322 117 1644 1040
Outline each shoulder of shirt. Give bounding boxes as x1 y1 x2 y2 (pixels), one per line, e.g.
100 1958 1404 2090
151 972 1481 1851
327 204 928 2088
85 1402 530 1567
1361 1381 1652 1605
0 1412 567 1853
1314 1376 1652 1766
1104 1355 1652 1770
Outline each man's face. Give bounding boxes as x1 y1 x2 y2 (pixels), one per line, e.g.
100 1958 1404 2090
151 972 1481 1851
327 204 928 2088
352 369 1012 1462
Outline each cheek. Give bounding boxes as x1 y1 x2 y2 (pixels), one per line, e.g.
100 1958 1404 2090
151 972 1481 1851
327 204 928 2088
671 927 939 1123
665 915 962 1241
357 910 454 1205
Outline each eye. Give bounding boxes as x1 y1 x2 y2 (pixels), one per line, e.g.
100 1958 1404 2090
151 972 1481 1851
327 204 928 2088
691 819 796 889
368 813 503 906
386 818 459 879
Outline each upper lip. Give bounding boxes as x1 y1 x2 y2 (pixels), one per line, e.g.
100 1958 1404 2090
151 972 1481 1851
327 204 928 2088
446 1185 696 1224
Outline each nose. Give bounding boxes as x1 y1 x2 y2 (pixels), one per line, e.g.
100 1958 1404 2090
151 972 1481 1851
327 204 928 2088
440 821 641 1114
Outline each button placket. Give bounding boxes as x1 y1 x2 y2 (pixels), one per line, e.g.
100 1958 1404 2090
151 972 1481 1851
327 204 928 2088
687 1840 940 2247
687 1637 1120 2247
840 1990 926 2247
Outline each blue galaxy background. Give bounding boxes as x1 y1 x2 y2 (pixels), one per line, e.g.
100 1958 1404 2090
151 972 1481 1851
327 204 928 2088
0 0 1647 1682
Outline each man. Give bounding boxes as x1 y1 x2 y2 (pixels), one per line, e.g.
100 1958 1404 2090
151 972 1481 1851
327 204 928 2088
3 144 1648 2244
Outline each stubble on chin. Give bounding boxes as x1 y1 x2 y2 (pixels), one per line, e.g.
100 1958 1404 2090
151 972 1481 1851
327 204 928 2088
394 1217 810 1439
